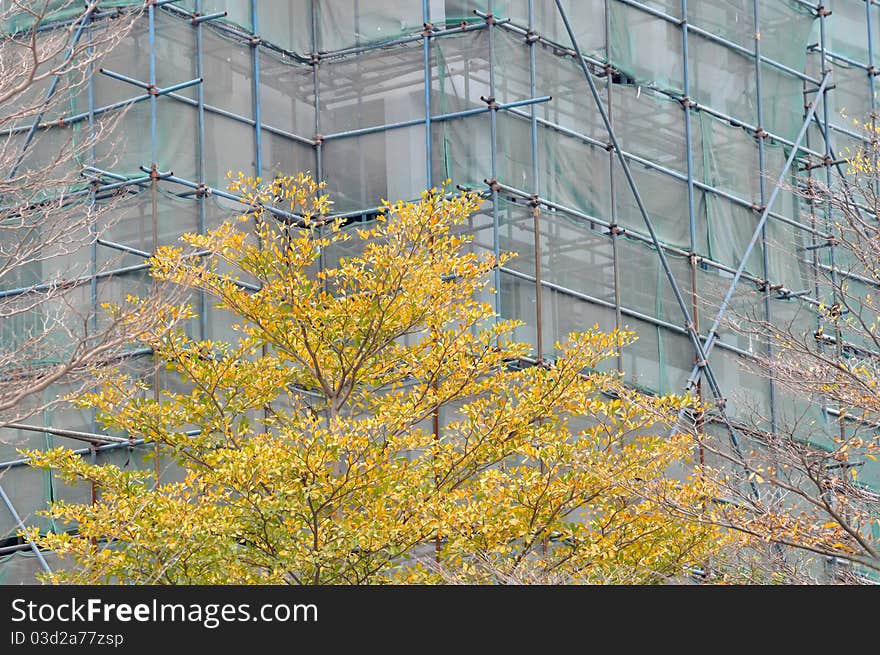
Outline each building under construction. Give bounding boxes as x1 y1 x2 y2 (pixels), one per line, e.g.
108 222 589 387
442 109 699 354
2 0 879 582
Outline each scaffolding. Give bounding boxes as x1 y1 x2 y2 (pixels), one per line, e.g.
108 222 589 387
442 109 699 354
2 0 880 581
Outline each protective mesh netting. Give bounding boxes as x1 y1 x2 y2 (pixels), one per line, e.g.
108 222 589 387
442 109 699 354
2 0 879 577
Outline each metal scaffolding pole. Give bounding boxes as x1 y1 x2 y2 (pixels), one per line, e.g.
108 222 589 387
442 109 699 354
680 0 702 443
251 0 262 180
818 5 849 579
753 0 778 437
195 0 208 341
148 1 162 485
488 3 502 320
423 0 433 190
602 0 623 373
527 0 543 362
868 0 879 199
86 6 100 511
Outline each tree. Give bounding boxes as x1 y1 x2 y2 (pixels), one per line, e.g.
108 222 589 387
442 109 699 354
24 174 729 584
694 127 880 582
0 1 170 429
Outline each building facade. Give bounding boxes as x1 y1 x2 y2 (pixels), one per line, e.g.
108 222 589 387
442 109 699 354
2 0 879 581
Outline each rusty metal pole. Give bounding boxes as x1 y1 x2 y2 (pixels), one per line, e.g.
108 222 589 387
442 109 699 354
151 167 161 487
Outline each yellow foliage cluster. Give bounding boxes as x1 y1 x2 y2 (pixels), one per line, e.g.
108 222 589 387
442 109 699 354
25 175 731 584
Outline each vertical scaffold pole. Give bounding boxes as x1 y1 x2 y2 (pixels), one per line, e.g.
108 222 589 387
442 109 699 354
818 1 846 581
605 0 623 374
355 3 366 212
527 0 543 362
87 6 99 509
251 0 262 180
196 0 207 341
423 0 433 190
311 2 322 185
310 1 326 277
753 0 778 437
818 6 845 442
148 1 161 485
681 0 706 467
867 0 879 197
488 1 502 322
149 4 157 168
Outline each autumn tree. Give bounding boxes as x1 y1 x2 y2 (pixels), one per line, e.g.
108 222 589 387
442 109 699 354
0 0 173 428
24 174 730 584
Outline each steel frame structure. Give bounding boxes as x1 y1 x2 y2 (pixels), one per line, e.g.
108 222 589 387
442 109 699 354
2 0 879 579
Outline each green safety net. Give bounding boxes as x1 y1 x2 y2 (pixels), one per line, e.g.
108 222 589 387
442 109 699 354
610 1 684 92
685 0 815 71
2 0 607 54
829 0 880 67
4 1 880 584
609 0 813 140
5 0 840 372
0 551 62 584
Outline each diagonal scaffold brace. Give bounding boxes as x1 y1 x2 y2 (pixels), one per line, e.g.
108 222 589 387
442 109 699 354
0 483 50 573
